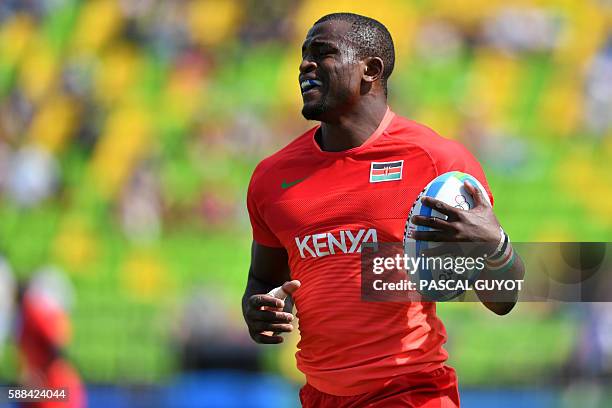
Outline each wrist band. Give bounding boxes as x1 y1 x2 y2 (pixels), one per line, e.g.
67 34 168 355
487 227 506 259
486 228 514 272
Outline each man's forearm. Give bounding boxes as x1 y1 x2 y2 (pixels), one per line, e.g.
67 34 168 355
476 244 525 315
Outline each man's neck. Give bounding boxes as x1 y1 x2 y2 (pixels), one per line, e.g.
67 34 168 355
318 98 388 152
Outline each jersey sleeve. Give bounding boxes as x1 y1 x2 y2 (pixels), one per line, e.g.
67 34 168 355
246 169 284 248
433 140 494 206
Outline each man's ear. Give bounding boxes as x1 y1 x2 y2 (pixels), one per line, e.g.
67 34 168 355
362 57 384 83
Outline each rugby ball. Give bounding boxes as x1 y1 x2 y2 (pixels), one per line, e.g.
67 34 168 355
403 171 490 300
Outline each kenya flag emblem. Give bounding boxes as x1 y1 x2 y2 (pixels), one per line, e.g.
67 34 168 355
369 160 403 183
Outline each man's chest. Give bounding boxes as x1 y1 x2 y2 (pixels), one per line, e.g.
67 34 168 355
261 152 437 252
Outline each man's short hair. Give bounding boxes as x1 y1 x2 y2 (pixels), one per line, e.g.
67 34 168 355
315 13 395 96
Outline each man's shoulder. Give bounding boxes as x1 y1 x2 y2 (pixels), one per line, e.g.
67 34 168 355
386 114 471 159
249 126 317 189
386 113 485 182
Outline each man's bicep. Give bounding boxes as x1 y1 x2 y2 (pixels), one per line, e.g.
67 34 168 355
249 241 291 286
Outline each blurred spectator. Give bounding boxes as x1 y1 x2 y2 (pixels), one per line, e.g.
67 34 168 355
584 37 612 137
0 256 16 360
0 140 11 193
0 91 34 144
569 303 612 380
482 6 562 54
223 111 273 155
414 20 464 62
16 266 85 408
460 116 528 174
198 191 236 227
119 162 162 242
26 266 75 312
6 145 59 207
239 0 295 44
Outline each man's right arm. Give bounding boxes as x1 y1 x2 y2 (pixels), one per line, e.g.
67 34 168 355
242 241 299 344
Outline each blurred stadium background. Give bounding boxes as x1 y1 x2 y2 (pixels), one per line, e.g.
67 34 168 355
0 0 611 407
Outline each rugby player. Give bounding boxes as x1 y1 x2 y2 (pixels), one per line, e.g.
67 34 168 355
243 12 525 407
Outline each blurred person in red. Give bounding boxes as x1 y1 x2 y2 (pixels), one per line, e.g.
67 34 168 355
16 271 85 408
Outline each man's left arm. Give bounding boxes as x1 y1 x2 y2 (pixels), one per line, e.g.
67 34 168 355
411 181 525 315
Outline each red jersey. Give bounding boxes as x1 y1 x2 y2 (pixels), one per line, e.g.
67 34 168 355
247 108 493 396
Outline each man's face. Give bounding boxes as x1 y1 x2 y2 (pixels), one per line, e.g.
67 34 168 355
299 20 363 121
